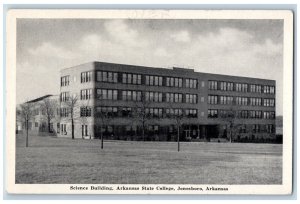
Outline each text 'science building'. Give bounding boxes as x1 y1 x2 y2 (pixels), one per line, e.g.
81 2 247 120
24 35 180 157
59 61 276 142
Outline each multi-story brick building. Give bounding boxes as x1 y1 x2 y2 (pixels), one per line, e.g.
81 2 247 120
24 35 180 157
59 61 276 142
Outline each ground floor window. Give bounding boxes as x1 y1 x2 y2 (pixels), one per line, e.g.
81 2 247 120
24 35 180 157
61 124 67 135
57 123 60 133
82 125 88 136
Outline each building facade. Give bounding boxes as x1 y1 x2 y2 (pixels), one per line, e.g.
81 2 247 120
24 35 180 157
59 61 276 142
16 95 60 136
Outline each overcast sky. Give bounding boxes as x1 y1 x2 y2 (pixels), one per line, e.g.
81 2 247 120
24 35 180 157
16 19 283 115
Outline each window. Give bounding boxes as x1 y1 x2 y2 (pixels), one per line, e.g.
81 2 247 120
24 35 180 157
236 83 242 92
252 124 260 133
185 79 197 89
270 86 275 94
60 108 69 117
185 109 197 118
263 111 275 119
122 73 142 85
208 109 218 118
35 122 38 127
166 108 183 117
166 93 182 103
208 81 218 90
82 125 88 136
186 94 197 104
220 82 227 91
146 75 163 86
121 107 132 117
249 98 262 106
238 110 248 118
122 90 142 101
96 71 118 83
145 92 163 102
57 123 60 133
80 107 92 117
256 85 262 93
266 124 275 133
242 84 248 92
166 77 183 87
250 84 256 93
263 98 275 107
60 92 69 102
145 108 163 118
208 95 218 104
96 89 118 100
81 71 92 83
61 76 70 86
96 106 118 117
236 97 248 106
80 89 92 100
61 124 67 135
219 96 234 105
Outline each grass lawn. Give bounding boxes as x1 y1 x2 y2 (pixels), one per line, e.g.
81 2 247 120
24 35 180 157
15 134 282 184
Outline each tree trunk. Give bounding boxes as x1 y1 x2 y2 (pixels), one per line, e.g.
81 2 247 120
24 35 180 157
142 123 145 141
100 126 103 149
177 126 180 152
71 118 74 139
26 120 29 148
48 117 51 133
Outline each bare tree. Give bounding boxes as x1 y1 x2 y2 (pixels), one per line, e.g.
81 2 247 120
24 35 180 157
224 107 240 143
95 93 114 149
133 94 151 141
40 98 58 133
18 102 34 147
64 94 78 140
167 103 185 152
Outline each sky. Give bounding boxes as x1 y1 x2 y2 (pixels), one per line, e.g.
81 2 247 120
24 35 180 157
16 19 283 115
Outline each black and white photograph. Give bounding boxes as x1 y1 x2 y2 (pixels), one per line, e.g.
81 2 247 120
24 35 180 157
6 9 293 194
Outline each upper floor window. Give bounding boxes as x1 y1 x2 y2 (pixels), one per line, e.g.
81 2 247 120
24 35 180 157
122 90 142 101
95 106 118 117
60 107 69 117
122 107 132 117
263 85 275 94
220 82 234 91
122 73 142 85
60 92 69 102
96 71 118 83
166 77 182 88
249 110 262 119
80 89 92 100
208 109 218 118
185 109 197 118
80 106 92 117
185 79 197 89
166 108 183 117
81 71 92 83
145 108 163 118
208 95 218 105
249 98 262 106
263 98 275 107
166 93 183 103
186 94 197 104
146 75 163 86
96 89 118 100
208 81 218 90
220 96 234 105
236 97 248 106
145 92 163 102
61 76 70 87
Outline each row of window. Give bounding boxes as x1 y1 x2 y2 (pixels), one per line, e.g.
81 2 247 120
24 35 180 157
208 80 275 94
78 71 198 89
208 95 275 107
80 106 198 118
208 109 275 119
74 89 197 104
